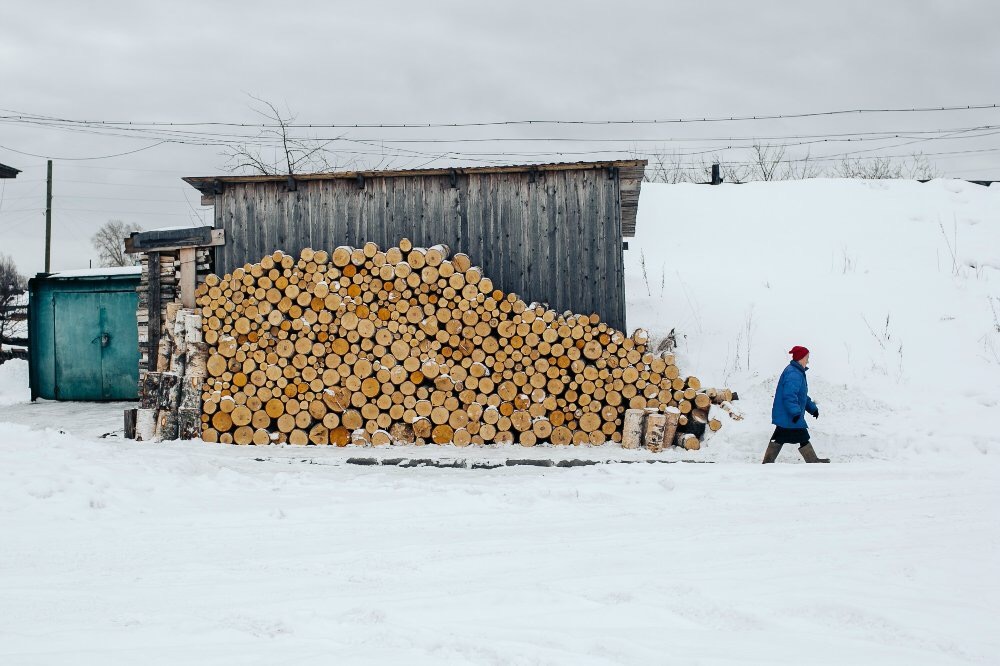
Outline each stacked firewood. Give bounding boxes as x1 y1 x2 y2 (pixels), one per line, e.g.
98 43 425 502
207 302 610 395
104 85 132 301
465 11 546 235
196 240 734 447
134 305 208 441
137 248 212 375
621 399 734 453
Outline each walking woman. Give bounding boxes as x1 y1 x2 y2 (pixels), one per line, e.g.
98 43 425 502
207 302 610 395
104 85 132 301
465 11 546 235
763 346 830 463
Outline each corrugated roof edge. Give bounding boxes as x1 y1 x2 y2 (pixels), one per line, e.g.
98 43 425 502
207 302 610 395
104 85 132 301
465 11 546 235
45 266 142 279
184 159 646 238
182 160 647 189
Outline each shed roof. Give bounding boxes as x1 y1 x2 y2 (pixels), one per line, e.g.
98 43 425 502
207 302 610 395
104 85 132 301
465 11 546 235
184 160 646 237
46 266 142 280
0 162 20 179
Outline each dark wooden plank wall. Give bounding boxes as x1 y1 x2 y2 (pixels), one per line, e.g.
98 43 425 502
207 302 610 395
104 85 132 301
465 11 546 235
213 168 626 330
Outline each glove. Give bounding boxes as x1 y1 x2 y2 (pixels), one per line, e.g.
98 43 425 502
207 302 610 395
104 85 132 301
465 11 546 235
792 414 800 424
808 406 819 419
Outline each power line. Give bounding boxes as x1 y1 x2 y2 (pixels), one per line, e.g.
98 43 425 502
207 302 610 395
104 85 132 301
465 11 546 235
0 207 44 214
637 147 1000 170
3 120 997 170
334 127 1000 146
53 194 212 204
0 204 201 217
53 207 200 217
0 140 168 161
5 113 997 147
2 102 997 129
56 179 196 190
2 106 996 178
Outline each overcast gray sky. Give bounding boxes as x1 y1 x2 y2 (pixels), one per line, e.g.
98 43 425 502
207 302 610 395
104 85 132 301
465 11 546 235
2 0 998 275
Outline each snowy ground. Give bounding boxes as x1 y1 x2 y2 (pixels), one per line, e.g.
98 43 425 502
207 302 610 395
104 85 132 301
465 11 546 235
1 424 996 665
1 178 998 664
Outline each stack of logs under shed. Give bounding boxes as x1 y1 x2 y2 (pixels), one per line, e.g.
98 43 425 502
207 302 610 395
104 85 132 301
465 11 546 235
135 305 208 441
196 240 735 447
137 248 213 374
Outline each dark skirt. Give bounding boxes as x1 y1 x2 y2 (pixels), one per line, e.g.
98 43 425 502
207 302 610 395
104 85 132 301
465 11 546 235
771 426 810 445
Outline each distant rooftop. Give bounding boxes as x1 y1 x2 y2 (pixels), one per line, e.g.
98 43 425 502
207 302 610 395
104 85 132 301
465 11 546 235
0 162 20 179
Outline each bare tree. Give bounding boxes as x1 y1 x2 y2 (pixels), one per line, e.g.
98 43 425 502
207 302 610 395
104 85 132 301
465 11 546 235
782 150 824 180
749 143 787 181
0 254 26 355
92 220 143 267
223 95 353 177
902 153 941 180
641 149 696 184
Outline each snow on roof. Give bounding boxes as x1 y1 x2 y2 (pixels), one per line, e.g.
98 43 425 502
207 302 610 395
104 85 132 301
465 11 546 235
48 266 142 279
141 225 209 232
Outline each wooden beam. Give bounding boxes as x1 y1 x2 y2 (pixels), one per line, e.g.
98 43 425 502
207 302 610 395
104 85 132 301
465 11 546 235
147 252 161 372
179 248 196 308
126 227 224 254
124 408 137 439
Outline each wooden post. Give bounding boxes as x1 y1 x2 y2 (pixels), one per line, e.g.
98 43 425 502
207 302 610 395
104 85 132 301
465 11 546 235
124 408 137 440
711 163 722 185
179 247 196 308
147 252 161 373
44 160 52 272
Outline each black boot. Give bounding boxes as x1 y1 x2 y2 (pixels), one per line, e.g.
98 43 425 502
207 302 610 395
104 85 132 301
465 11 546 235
762 441 783 464
798 443 830 463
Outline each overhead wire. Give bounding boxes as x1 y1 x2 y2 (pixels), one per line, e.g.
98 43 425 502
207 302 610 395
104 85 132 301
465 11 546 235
2 102 997 129
0 104 995 179
4 113 997 148
0 140 169 161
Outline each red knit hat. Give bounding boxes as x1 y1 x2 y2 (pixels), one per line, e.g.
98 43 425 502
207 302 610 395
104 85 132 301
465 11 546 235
789 346 810 361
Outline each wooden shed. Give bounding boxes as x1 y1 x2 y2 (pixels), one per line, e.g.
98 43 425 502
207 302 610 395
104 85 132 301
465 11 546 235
184 160 645 330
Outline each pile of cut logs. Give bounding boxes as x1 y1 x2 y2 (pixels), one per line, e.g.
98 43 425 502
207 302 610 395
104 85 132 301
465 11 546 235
133 305 208 441
196 240 735 447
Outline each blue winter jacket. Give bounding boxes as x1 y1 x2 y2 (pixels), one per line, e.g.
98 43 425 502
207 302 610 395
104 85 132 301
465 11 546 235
771 361 818 429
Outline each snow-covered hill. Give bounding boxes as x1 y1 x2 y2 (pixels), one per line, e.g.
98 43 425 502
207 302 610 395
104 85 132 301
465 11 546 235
626 178 1000 461
0 178 997 665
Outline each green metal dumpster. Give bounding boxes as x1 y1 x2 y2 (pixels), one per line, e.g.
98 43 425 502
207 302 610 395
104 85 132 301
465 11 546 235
28 267 141 401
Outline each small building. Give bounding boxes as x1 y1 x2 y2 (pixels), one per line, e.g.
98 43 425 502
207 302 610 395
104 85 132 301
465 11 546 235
183 160 645 331
28 267 141 401
0 162 20 179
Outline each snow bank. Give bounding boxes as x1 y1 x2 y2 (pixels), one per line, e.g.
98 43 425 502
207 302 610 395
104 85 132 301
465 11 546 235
0 359 29 405
626 178 1000 460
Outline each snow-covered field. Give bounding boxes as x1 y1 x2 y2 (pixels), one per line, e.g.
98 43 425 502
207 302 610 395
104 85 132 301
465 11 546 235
1 179 998 665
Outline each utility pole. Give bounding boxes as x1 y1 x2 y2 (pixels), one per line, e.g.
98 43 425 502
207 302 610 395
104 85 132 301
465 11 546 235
45 160 53 273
